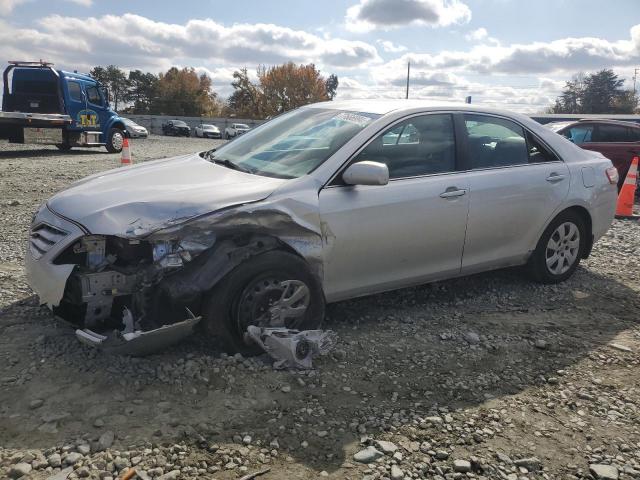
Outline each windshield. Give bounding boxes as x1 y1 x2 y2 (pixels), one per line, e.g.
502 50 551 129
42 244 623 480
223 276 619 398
208 108 379 179
202 124 215 129
546 122 571 132
235 124 250 129
173 120 187 127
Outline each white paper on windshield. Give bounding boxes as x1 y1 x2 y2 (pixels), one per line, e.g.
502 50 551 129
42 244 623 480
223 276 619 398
333 112 374 127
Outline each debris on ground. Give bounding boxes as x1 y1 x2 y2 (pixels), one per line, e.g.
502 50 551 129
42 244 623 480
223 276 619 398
246 326 336 369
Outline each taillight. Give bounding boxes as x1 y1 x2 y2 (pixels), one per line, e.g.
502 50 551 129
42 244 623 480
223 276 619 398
606 167 619 185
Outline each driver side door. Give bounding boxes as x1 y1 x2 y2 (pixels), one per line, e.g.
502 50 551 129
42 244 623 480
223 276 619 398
318 113 470 302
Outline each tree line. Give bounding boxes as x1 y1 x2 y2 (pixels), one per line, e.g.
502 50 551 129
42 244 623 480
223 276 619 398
548 69 638 114
90 63 338 119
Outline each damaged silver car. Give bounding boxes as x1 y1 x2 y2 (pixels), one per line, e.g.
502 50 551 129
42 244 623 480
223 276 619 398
25 100 618 355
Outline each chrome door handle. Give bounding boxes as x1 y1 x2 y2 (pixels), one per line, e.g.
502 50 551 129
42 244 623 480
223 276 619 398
440 188 467 198
546 173 565 183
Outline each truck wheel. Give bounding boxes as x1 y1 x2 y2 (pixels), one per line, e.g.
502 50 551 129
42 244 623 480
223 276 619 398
56 144 72 152
203 251 325 355
106 128 124 153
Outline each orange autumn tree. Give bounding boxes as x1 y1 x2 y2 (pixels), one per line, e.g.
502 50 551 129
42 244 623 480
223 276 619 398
257 62 330 117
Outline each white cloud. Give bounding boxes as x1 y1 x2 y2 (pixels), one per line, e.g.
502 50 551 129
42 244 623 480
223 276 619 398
379 26 640 75
0 13 381 73
65 0 92 5
377 40 408 53
465 27 487 41
0 0 26 15
346 0 471 32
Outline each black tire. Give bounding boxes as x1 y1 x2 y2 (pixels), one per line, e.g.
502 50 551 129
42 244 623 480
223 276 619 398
226 133 231 140
528 210 586 284
203 250 325 355
56 144 72 152
105 127 124 153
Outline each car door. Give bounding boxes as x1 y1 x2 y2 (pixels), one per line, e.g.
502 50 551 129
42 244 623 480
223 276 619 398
460 114 570 273
84 83 109 134
64 80 85 133
318 113 470 302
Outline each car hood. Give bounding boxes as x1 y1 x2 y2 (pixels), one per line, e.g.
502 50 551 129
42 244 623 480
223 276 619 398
47 153 287 237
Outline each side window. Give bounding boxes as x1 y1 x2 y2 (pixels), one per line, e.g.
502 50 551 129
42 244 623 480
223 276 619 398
68 81 82 102
354 114 456 179
464 114 528 168
86 86 102 105
595 125 629 142
564 125 593 144
629 127 640 142
526 132 559 163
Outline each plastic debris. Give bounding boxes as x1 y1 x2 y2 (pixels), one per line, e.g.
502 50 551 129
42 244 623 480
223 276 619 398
246 326 336 369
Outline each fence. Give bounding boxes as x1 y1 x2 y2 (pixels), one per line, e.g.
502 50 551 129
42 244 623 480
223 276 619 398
124 114 267 136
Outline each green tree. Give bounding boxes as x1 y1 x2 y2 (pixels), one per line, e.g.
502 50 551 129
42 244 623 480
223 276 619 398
549 69 637 114
325 74 339 100
227 68 262 118
126 70 158 114
89 65 129 111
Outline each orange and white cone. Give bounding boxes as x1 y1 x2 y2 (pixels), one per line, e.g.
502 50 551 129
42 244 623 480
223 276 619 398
120 138 132 166
615 156 638 219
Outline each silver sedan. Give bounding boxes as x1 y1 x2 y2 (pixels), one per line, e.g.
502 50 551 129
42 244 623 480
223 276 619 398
25 100 618 355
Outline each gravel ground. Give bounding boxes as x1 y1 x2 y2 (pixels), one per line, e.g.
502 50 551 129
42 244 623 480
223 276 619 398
1 136 639 480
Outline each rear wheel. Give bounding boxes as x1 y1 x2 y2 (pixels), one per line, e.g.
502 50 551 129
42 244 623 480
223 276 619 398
105 127 124 153
528 211 586 283
203 251 325 355
56 144 72 152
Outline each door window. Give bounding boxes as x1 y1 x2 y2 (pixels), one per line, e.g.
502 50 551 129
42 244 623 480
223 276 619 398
629 127 640 142
68 81 82 102
595 124 630 142
465 114 529 168
526 131 559 163
354 114 456 179
563 125 593 144
86 86 102 106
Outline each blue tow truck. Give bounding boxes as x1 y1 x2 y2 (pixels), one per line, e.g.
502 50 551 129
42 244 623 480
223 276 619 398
0 61 127 152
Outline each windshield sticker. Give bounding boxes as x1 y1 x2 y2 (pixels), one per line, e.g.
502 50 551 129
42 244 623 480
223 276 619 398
333 112 373 127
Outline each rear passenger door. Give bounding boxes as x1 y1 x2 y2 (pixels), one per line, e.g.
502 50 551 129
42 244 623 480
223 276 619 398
460 114 570 273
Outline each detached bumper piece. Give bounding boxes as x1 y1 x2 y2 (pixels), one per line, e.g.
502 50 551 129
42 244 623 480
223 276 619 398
75 310 201 356
246 326 336 369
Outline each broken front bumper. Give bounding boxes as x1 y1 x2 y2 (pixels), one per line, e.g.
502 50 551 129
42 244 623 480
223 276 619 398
25 205 84 307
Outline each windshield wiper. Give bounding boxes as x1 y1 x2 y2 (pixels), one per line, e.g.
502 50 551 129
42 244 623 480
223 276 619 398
212 157 252 174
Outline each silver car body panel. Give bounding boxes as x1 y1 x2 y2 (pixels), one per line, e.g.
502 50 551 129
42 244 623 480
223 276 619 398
25 100 617 343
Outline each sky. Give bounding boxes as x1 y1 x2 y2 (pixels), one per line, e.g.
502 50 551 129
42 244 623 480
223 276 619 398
0 0 639 112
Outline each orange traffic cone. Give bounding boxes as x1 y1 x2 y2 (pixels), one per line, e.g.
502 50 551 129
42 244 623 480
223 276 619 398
615 156 638 219
120 138 132 166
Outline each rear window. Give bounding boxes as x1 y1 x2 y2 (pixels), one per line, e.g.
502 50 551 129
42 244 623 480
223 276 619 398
68 82 82 102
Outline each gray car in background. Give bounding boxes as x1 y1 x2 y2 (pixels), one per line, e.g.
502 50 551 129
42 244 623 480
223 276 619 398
25 100 618 355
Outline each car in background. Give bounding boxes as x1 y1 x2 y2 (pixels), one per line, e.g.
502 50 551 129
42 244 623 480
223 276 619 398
546 119 640 189
225 123 250 139
195 124 221 139
122 118 148 139
162 120 191 137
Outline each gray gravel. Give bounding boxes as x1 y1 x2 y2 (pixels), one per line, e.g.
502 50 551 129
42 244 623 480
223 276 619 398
1 136 640 479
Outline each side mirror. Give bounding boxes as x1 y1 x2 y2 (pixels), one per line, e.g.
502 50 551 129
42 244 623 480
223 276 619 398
342 161 389 186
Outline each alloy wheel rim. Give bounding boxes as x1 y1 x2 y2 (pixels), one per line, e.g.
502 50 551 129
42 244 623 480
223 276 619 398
236 277 310 334
545 222 580 275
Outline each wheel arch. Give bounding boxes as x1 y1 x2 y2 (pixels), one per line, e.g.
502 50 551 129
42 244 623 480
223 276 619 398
541 205 594 259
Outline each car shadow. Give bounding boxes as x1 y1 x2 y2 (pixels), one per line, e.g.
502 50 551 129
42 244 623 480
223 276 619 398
0 148 107 159
0 264 638 476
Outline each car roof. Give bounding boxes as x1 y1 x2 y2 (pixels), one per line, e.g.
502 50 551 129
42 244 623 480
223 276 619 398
303 99 532 117
574 118 640 128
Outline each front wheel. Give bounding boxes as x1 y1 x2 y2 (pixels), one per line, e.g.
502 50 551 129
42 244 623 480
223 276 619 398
105 127 124 153
56 143 72 152
203 251 325 355
527 211 586 283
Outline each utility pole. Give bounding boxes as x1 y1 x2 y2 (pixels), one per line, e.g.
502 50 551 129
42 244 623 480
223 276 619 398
634 68 640 95
405 61 410 99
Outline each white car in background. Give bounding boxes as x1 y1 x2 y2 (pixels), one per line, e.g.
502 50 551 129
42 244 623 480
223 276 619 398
225 123 250 139
195 124 221 139
122 118 148 139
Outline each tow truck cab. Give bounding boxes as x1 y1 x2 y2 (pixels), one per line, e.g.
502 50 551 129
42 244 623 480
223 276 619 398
0 61 126 152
